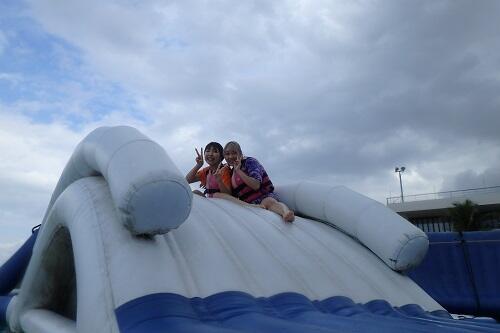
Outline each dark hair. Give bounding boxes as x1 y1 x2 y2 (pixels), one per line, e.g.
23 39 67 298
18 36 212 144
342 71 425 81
224 141 242 154
205 142 224 163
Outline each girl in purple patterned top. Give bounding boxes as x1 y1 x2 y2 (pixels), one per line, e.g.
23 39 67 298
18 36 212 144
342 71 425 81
222 141 294 222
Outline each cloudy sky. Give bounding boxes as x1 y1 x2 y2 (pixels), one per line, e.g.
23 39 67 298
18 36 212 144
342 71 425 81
1 0 500 259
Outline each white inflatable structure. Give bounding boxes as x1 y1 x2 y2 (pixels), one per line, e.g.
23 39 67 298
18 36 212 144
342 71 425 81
6 126 493 333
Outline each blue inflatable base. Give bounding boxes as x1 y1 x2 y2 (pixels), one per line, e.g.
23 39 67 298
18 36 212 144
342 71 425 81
0 229 38 295
408 231 500 319
116 291 499 333
0 229 38 326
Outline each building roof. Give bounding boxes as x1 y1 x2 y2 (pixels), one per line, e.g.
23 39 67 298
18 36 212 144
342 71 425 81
387 186 500 218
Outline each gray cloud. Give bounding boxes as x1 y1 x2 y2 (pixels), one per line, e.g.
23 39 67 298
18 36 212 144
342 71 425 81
17 0 500 204
442 167 500 191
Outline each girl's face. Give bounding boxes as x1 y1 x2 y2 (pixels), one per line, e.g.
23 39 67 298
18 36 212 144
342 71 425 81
223 146 241 166
204 146 222 166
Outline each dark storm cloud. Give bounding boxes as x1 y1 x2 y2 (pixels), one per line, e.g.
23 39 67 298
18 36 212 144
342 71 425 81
225 0 500 193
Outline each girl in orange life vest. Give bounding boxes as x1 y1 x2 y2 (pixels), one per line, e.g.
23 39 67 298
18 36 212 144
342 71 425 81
185 142 232 197
222 141 295 222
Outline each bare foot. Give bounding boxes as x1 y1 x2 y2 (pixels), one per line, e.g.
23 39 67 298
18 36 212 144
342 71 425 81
250 203 266 209
283 210 295 222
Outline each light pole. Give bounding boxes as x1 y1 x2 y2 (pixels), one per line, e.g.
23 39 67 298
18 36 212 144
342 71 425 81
395 167 406 203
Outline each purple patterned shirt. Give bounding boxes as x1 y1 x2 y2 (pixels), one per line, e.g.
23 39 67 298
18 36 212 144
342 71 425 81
242 157 266 182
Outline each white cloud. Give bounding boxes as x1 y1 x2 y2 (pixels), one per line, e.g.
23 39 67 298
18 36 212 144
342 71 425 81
0 110 81 242
0 72 24 86
0 0 497 245
0 241 23 266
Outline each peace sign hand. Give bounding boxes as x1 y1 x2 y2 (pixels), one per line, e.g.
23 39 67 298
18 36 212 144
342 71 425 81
195 148 204 167
214 162 224 180
233 156 241 172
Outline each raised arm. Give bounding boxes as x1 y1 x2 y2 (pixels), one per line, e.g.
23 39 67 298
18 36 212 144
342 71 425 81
234 157 261 191
185 148 204 183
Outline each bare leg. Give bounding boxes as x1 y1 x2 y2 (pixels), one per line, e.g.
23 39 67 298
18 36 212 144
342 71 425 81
261 197 295 222
213 192 264 208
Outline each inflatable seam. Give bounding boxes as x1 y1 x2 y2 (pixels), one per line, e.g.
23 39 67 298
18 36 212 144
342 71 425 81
163 233 198 298
392 234 428 271
259 215 320 298
221 200 312 296
279 220 352 297
212 199 274 293
243 206 317 297
293 221 387 298
206 200 265 294
75 179 118 330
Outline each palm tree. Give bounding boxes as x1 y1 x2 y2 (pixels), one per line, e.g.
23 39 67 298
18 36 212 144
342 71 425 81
448 199 499 232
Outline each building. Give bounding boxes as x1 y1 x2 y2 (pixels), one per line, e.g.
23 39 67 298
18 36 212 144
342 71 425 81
387 186 500 232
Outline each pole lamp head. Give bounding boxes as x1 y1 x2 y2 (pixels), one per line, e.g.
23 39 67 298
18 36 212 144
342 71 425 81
395 166 406 173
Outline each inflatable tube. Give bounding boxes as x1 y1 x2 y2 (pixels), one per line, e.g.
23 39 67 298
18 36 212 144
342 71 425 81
42 126 193 235
19 309 76 333
276 181 428 271
0 230 38 295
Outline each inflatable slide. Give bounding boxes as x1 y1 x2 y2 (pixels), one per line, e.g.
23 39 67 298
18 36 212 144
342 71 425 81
1 126 498 332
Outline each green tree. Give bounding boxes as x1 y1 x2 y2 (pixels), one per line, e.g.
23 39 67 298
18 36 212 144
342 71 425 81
449 199 499 232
